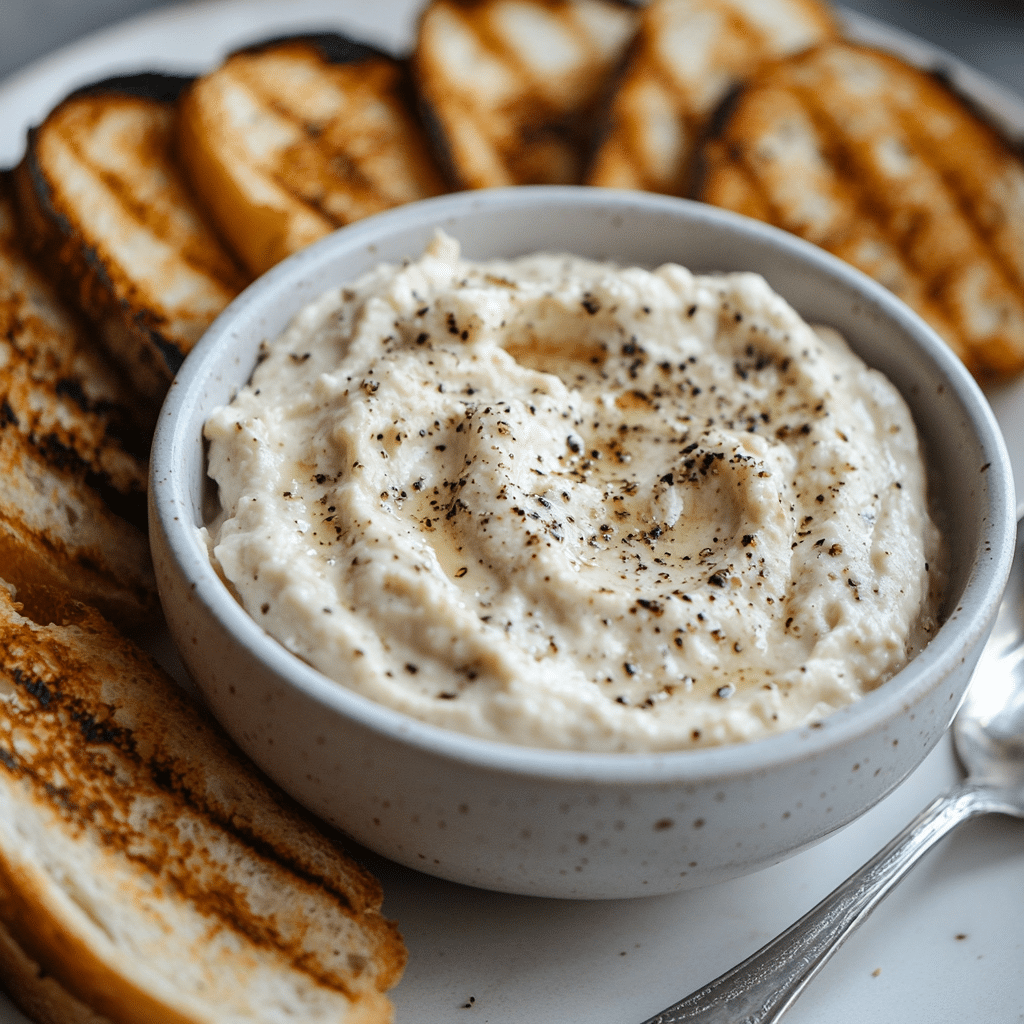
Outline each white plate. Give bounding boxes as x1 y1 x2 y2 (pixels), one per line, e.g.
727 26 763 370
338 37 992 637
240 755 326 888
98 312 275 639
1 5 1022 1022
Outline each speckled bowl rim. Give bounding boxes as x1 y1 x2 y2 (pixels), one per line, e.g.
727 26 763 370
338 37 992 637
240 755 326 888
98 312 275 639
152 186 1016 786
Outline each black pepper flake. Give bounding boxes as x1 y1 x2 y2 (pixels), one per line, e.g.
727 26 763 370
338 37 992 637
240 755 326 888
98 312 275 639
708 573 725 587
405 663 419 674
455 567 468 578
660 472 674 485
581 296 601 315
415 332 429 345
624 663 637 676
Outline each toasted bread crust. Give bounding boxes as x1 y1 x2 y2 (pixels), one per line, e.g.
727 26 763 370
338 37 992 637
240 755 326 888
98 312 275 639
698 41 1024 380
0 585 405 1023
0 916 113 1024
13 77 248 410
413 0 639 189
178 35 448 278
586 0 838 195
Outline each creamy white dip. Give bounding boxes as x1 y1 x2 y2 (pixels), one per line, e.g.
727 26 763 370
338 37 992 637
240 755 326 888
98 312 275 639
204 232 944 752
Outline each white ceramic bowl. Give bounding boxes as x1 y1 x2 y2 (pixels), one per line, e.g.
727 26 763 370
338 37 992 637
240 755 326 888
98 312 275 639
150 187 1015 899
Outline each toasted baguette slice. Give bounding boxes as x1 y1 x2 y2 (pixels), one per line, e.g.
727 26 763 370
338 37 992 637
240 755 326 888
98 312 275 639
698 41 1024 380
0 582 406 1024
414 0 638 189
586 0 838 195
14 75 249 412
178 34 448 278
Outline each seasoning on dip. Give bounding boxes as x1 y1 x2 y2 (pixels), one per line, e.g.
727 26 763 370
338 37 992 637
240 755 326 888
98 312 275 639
203 232 944 752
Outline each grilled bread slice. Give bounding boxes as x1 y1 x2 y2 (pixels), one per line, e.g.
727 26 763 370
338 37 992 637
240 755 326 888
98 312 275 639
0 178 156 630
14 75 249 413
586 0 838 195
177 34 448 279
414 0 639 189
0 581 406 1024
698 41 1024 380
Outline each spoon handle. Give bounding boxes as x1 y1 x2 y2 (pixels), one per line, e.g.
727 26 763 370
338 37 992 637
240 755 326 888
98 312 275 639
642 784 993 1024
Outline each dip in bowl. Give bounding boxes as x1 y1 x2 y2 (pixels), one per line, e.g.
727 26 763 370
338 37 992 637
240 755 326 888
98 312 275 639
150 187 1015 898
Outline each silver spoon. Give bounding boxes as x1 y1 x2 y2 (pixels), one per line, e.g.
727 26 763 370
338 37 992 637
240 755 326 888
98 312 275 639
642 518 1024 1024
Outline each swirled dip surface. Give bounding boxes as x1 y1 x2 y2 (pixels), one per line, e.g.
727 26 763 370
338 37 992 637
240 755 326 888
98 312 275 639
205 233 943 751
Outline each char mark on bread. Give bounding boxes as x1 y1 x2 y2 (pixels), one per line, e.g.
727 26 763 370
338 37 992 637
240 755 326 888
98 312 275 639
60 72 195 104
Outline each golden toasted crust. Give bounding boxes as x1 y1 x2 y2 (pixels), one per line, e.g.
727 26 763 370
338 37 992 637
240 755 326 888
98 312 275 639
698 41 1024 380
414 0 639 189
13 76 248 411
586 0 838 195
178 35 448 278
0 583 405 1024
0 916 113 1024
